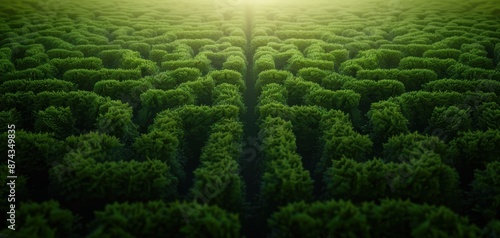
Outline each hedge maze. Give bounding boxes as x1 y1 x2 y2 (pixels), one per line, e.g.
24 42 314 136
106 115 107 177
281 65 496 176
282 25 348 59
0 0 499 237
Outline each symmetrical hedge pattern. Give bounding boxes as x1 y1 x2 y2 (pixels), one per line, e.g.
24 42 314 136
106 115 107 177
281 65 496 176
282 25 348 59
0 0 499 237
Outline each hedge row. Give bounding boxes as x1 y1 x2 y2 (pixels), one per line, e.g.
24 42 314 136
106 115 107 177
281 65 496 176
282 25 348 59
258 116 314 215
316 110 372 177
190 119 245 213
1 200 241 238
268 199 480 238
0 91 138 140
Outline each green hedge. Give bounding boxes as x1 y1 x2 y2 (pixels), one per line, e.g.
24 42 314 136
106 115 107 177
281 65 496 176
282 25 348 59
1 201 77 238
356 69 437 91
259 117 314 214
0 79 76 94
324 154 459 205
317 110 372 177
88 201 241 238
191 119 245 213
305 89 360 113
342 79 405 112
367 101 409 144
471 161 500 221
49 155 178 203
382 132 450 164
449 129 500 184
34 106 76 139
256 69 293 94
63 68 142 91
269 199 479 238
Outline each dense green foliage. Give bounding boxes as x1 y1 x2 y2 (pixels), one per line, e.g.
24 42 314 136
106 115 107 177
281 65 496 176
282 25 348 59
1 0 499 236
88 201 241 238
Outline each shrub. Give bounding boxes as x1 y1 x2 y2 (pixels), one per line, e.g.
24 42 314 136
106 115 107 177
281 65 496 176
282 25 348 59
87 201 240 238
324 154 459 205
367 101 409 144
46 49 84 59
255 69 293 94
95 100 139 143
208 70 246 93
213 83 246 115
191 119 245 212
59 69 106 90
149 49 168 64
458 52 495 69
0 92 36 128
218 36 246 49
297 67 328 84
15 55 49 70
34 91 105 131
447 63 500 80
0 59 15 75
127 42 151 58
161 54 212 74
1 201 77 238
471 161 500 221
93 79 151 107
251 36 281 53
169 67 202 84
316 110 372 177
286 56 334 74
449 129 500 184
320 72 355 90
98 49 139 68
476 102 500 130
120 52 158 76
289 106 325 155
141 87 193 113
422 49 461 59
383 132 450 164
223 55 246 75
49 155 178 203
0 79 76 94
259 117 314 214
50 57 103 75
392 91 493 131
177 77 215 106
34 106 76 139
133 128 184 181
305 89 360 113
269 199 479 238
74 44 122 57
482 220 500 238
398 57 456 78
0 109 20 126
268 200 369 238
254 54 275 76
362 199 480 237
425 106 472 141
0 130 64 189
435 36 476 49
342 79 405 112
4 65 51 81
176 39 217 55
283 77 321 106
422 79 500 95
258 83 288 108
64 132 125 163
34 36 73 50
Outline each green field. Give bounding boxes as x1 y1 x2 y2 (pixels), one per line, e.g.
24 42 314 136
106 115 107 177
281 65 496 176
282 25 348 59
1 0 499 237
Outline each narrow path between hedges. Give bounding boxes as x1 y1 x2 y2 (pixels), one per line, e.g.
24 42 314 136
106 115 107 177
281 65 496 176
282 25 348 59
240 3 263 238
